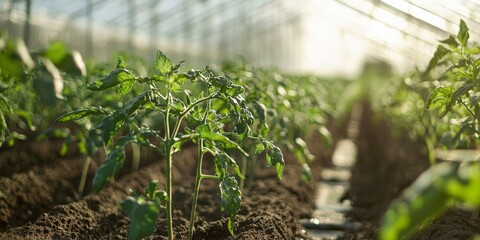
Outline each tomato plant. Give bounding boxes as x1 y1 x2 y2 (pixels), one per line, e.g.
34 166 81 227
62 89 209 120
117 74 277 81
57 51 284 239
221 61 335 188
0 34 86 147
380 20 480 240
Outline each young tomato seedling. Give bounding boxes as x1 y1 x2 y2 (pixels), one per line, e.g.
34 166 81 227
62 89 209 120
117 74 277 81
56 51 284 240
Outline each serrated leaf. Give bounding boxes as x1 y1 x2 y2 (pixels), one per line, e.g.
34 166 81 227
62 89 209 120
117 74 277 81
118 79 135 95
116 56 126 69
254 142 265 155
155 50 173 75
266 145 285 180
458 20 469 47
425 86 454 114
120 196 160 240
219 176 241 236
214 152 243 179
97 113 126 146
92 136 133 192
92 147 126 193
87 69 135 93
0 94 13 114
55 107 111 123
425 45 450 73
196 125 246 154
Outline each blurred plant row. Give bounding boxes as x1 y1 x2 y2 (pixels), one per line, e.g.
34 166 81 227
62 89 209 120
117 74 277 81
0 33 349 239
353 20 480 240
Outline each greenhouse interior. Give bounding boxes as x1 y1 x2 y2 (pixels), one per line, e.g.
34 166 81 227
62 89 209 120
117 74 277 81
1 0 480 239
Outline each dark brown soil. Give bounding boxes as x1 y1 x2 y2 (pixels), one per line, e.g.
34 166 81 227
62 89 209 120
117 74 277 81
342 101 480 240
0 127 332 239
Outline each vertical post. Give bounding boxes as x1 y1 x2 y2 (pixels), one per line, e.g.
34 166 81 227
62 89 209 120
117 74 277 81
218 2 227 62
149 0 160 52
128 0 136 51
86 0 93 57
24 0 31 47
182 0 192 57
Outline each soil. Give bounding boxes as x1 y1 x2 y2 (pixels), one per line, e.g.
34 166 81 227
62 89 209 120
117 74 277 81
342 101 480 240
0 123 338 239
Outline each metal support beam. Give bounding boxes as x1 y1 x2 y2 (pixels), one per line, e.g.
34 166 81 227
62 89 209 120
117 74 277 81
23 0 31 46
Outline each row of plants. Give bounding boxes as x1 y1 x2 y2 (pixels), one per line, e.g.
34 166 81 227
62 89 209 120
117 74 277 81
352 20 480 239
0 33 347 239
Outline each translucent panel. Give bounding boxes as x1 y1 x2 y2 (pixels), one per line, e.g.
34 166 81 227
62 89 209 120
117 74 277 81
1 0 479 75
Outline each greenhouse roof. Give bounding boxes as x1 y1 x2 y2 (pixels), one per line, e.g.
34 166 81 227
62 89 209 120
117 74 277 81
1 0 479 76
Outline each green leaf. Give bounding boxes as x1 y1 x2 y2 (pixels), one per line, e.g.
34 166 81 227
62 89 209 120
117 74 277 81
266 145 285 180
439 35 458 48
120 196 160 240
118 79 135 95
124 91 157 116
87 69 135 94
425 86 454 116
92 147 126 193
219 176 241 236
55 107 111 123
301 163 312 182
155 50 173 75
447 162 480 205
425 45 450 73
0 94 13 114
33 59 64 106
38 42 68 64
0 111 6 147
97 113 127 146
92 136 133 192
379 162 459 240
225 84 245 96
254 142 265 155
0 39 34 78
116 56 126 69
457 20 469 47
196 125 246 154
214 152 243 179
38 42 86 76
295 138 315 162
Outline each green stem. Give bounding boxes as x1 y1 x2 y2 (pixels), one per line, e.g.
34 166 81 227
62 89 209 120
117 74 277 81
165 143 173 240
188 139 204 240
246 156 256 189
201 174 219 180
239 155 247 191
77 155 92 198
172 95 216 137
165 89 174 240
426 138 436 165
131 143 141 172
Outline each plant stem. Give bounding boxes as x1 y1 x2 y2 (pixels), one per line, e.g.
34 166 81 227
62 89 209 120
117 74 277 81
165 90 174 240
131 143 140 172
77 155 92 198
239 156 247 191
165 142 173 240
188 139 204 240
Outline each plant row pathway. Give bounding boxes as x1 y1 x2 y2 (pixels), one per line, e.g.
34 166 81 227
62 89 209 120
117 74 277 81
303 105 362 239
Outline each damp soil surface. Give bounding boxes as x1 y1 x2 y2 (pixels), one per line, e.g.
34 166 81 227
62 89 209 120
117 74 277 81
342 101 480 240
0 127 336 239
